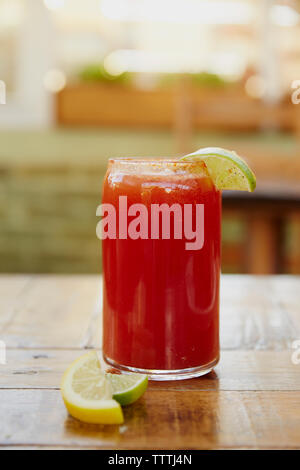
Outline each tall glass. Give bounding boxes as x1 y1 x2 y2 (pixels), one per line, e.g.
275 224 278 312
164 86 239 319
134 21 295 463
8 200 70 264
102 158 221 380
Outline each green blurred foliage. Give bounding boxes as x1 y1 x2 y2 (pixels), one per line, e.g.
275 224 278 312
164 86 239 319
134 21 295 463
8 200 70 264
159 72 230 88
190 71 229 88
78 66 231 89
79 64 132 85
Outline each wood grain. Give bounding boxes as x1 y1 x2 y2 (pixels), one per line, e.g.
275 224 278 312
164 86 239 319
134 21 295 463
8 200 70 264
0 275 101 349
0 275 299 350
1 349 299 392
220 276 300 350
0 389 299 449
0 275 32 334
0 275 299 449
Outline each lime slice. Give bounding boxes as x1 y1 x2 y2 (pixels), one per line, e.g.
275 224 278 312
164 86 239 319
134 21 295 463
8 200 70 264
180 147 256 191
107 373 148 406
61 351 124 424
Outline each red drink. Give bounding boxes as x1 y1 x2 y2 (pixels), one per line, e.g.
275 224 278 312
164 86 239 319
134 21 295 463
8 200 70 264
102 159 221 380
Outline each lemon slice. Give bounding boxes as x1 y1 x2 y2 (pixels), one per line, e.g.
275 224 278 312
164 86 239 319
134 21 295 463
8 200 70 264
107 373 148 406
181 147 256 192
61 351 124 424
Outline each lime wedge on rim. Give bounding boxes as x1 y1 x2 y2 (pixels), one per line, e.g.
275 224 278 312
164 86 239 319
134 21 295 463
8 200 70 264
180 147 256 192
107 372 148 406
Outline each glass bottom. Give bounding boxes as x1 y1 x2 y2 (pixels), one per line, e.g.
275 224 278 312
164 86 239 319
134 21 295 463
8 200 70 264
103 354 219 381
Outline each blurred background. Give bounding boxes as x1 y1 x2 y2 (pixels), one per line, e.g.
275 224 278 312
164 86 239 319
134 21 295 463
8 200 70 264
0 0 300 275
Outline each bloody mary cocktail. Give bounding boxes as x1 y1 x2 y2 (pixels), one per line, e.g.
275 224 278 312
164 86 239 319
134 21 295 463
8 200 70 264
102 159 221 380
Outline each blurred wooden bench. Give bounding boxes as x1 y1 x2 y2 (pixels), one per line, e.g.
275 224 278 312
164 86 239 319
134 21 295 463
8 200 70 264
223 183 300 274
56 82 300 137
174 80 300 153
56 84 174 128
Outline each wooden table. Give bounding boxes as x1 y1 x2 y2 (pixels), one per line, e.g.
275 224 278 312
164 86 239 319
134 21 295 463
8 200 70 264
0 275 300 450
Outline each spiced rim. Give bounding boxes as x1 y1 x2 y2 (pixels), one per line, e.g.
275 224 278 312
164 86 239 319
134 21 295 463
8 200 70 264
108 157 205 165
107 158 209 174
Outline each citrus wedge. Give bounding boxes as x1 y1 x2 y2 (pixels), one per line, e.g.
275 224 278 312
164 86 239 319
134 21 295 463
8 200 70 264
107 373 148 406
61 351 124 424
180 147 256 192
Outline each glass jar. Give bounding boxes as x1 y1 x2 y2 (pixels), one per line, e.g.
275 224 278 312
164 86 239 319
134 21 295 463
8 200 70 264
101 158 221 380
